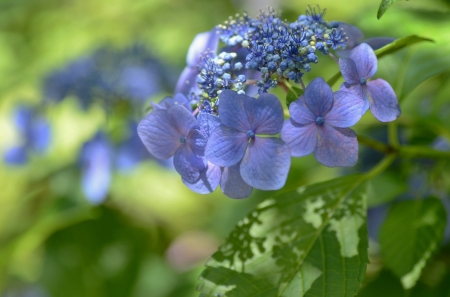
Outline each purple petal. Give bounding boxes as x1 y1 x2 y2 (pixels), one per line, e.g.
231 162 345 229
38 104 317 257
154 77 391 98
245 93 284 135
173 144 207 183
175 67 199 96
29 117 51 153
158 93 192 111
167 105 198 135
240 137 291 190
340 83 369 114
280 119 317 157
324 91 364 127
197 112 221 139
205 125 248 167
187 129 207 156
218 90 251 132
339 57 360 85
288 97 316 125
350 43 378 79
14 106 33 135
221 162 253 199
186 29 219 66
304 77 333 117
3 146 28 165
366 79 401 122
314 126 358 167
182 162 221 194
137 109 181 159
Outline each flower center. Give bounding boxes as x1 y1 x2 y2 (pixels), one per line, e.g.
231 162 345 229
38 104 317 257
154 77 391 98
246 130 255 139
360 78 367 85
179 137 186 144
315 116 324 126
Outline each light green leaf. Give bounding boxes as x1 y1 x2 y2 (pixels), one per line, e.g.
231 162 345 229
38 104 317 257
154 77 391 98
198 175 368 297
379 198 447 290
327 35 433 88
377 0 404 19
285 86 304 107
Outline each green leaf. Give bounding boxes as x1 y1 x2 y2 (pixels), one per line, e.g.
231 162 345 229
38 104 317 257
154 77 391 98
374 35 434 59
285 86 304 107
198 175 368 297
327 35 433 88
379 198 447 290
356 270 404 297
377 0 403 19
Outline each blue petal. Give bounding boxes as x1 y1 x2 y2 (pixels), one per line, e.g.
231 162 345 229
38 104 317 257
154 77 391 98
245 93 284 135
29 117 51 153
350 43 378 79
81 134 112 205
280 119 317 157
340 83 369 114
157 93 192 111
182 162 221 194
220 162 253 199
367 79 401 122
339 57 360 85
197 112 221 139
337 23 364 50
167 105 199 134
3 146 28 165
116 122 151 172
304 77 333 117
240 137 291 190
218 90 250 132
288 97 316 125
13 106 33 135
175 67 199 97
324 91 364 127
205 125 248 167
186 29 219 66
137 109 181 159
173 144 207 183
314 126 358 167
187 129 206 156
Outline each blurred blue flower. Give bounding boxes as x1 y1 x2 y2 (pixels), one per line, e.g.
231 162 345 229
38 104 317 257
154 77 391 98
205 90 290 190
43 45 174 109
339 43 401 122
281 77 364 167
3 105 51 165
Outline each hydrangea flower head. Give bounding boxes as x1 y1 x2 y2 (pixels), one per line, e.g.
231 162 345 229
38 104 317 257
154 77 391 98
205 90 290 190
281 77 364 167
339 43 401 122
137 105 207 183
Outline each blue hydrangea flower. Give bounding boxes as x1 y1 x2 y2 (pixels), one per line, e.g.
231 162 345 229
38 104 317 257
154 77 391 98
3 105 51 165
339 43 401 122
151 93 192 111
80 132 112 205
281 77 364 167
183 112 253 198
205 90 290 190
137 105 207 183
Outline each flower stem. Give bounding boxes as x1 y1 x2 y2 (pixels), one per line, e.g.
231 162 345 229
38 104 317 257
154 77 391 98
328 52 339 64
357 134 392 154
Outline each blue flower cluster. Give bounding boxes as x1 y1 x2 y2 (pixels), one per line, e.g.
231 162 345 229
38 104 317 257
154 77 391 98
137 7 401 199
43 45 174 110
217 6 347 93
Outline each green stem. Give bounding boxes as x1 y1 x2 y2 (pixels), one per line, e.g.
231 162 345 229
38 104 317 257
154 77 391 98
357 135 392 154
282 79 299 96
398 146 450 159
388 121 400 147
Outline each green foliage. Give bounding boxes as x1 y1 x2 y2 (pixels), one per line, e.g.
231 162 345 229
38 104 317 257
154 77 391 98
285 86 304 107
198 176 368 297
379 198 447 289
377 0 405 19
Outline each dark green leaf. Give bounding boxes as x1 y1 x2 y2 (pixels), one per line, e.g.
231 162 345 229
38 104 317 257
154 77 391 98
356 270 404 297
377 0 403 19
379 198 447 290
198 175 368 297
285 86 304 107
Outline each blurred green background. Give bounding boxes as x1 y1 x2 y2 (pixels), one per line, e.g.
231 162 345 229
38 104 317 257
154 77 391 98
0 0 449 296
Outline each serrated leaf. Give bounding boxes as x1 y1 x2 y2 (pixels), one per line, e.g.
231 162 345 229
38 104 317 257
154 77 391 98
377 0 403 19
198 175 368 297
328 35 433 87
379 198 447 290
285 86 304 107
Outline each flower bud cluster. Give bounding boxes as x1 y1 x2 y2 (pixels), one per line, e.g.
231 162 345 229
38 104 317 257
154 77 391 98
216 6 348 94
196 51 247 114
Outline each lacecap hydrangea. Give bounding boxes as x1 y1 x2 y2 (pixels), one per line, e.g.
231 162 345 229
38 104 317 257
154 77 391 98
138 6 401 199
